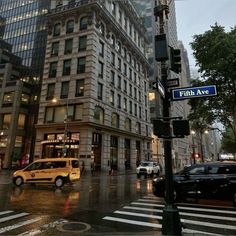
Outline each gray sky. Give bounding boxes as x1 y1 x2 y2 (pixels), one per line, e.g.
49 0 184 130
175 0 236 68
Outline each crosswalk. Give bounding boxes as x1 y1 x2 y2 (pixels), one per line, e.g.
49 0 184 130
0 210 67 235
103 195 236 235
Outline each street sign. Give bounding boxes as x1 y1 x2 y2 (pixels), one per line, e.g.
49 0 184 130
167 78 179 88
172 85 217 100
152 81 165 98
152 81 158 90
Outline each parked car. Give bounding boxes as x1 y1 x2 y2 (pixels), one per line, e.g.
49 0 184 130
12 158 80 188
136 161 161 178
152 162 236 206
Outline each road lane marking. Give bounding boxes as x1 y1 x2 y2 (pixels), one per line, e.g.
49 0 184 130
103 216 221 236
0 210 14 216
17 219 68 236
125 206 236 221
114 210 236 230
0 212 29 223
0 217 42 234
133 201 236 215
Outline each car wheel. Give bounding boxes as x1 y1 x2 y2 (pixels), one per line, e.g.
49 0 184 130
14 177 23 186
55 177 64 188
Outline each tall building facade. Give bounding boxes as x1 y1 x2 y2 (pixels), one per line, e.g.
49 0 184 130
34 0 152 172
132 0 192 169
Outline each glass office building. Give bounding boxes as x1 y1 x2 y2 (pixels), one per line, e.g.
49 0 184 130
0 0 50 76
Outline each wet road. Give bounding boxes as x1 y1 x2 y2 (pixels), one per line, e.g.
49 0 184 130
0 170 158 235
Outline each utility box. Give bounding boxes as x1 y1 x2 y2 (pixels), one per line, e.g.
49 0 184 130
155 34 168 61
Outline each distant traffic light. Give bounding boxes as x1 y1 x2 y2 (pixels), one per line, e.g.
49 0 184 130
170 47 181 73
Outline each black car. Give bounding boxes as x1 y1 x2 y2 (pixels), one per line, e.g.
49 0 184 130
152 162 236 206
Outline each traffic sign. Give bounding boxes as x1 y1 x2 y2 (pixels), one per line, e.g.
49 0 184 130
167 78 179 88
172 85 217 100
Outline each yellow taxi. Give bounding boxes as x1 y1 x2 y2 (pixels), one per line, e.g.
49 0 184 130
12 158 80 188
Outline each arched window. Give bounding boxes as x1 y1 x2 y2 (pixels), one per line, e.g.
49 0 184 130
80 16 88 30
93 106 104 124
111 113 119 128
53 23 61 36
66 20 74 33
124 118 131 131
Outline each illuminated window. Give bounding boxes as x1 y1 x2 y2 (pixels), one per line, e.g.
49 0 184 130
3 92 14 103
2 114 11 129
111 113 119 128
18 114 26 129
125 118 131 131
94 106 104 124
75 79 84 97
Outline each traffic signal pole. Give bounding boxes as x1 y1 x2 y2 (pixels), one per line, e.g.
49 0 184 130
154 1 182 235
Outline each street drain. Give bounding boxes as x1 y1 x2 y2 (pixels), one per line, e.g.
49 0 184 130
57 221 91 233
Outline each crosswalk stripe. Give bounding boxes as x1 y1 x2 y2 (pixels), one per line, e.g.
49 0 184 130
0 217 42 234
103 216 221 236
124 206 236 221
0 212 29 223
0 210 14 216
17 219 68 236
114 210 236 230
133 201 236 215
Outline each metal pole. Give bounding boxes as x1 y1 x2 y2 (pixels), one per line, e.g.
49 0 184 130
63 98 69 157
192 132 196 164
155 0 182 235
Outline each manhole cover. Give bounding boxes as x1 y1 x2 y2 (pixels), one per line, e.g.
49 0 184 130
57 221 91 233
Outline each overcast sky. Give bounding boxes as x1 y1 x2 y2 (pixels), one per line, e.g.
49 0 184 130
175 0 236 68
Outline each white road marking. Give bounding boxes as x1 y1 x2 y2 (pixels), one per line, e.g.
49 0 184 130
0 212 29 223
114 210 236 230
0 210 13 216
124 206 236 221
17 219 68 236
0 217 42 234
134 200 236 215
103 216 221 236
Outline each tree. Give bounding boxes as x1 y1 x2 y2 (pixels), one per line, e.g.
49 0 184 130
188 24 236 148
221 128 236 153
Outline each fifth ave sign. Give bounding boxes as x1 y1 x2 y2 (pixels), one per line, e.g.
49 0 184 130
172 85 217 100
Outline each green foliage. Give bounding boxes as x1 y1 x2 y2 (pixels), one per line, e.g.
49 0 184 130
221 128 236 153
188 24 236 144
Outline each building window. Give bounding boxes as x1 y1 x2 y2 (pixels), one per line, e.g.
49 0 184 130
98 61 104 78
64 38 73 54
66 20 74 33
124 17 127 30
118 75 121 89
117 41 121 53
111 52 115 66
117 94 121 108
129 84 132 96
110 90 114 105
118 10 122 23
136 122 141 134
53 23 61 36
129 68 132 80
77 57 86 73
62 59 71 76
99 41 104 57
49 62 57 78
80 16 88 30
99 22 105 36
123 63 127 76
129 100 132 114
123 47 127 59
78 35 87 51
51 41 59 56
94 106 104 124
111 34 115 47
111 70 115 85
118 58 121 71
112 2 116 15
75 104 83 120
2 114 11 130
18 114 26 130
124 118 131 131
111 113 119 128
46 83 55 100
139 106 142 118
123 97 127 111
3 92 14 103
134 103 137 116
124 80 127 93
61 81 69 98
21 93 30 104
98 82 103 100
75 79 84 97
45 107 53 123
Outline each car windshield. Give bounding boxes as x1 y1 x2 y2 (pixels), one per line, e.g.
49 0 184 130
140 162 152 167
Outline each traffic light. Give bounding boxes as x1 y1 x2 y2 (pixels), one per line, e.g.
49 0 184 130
170 47 181 73
172 120 190 137
155 34 168 62
153 119 169 137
